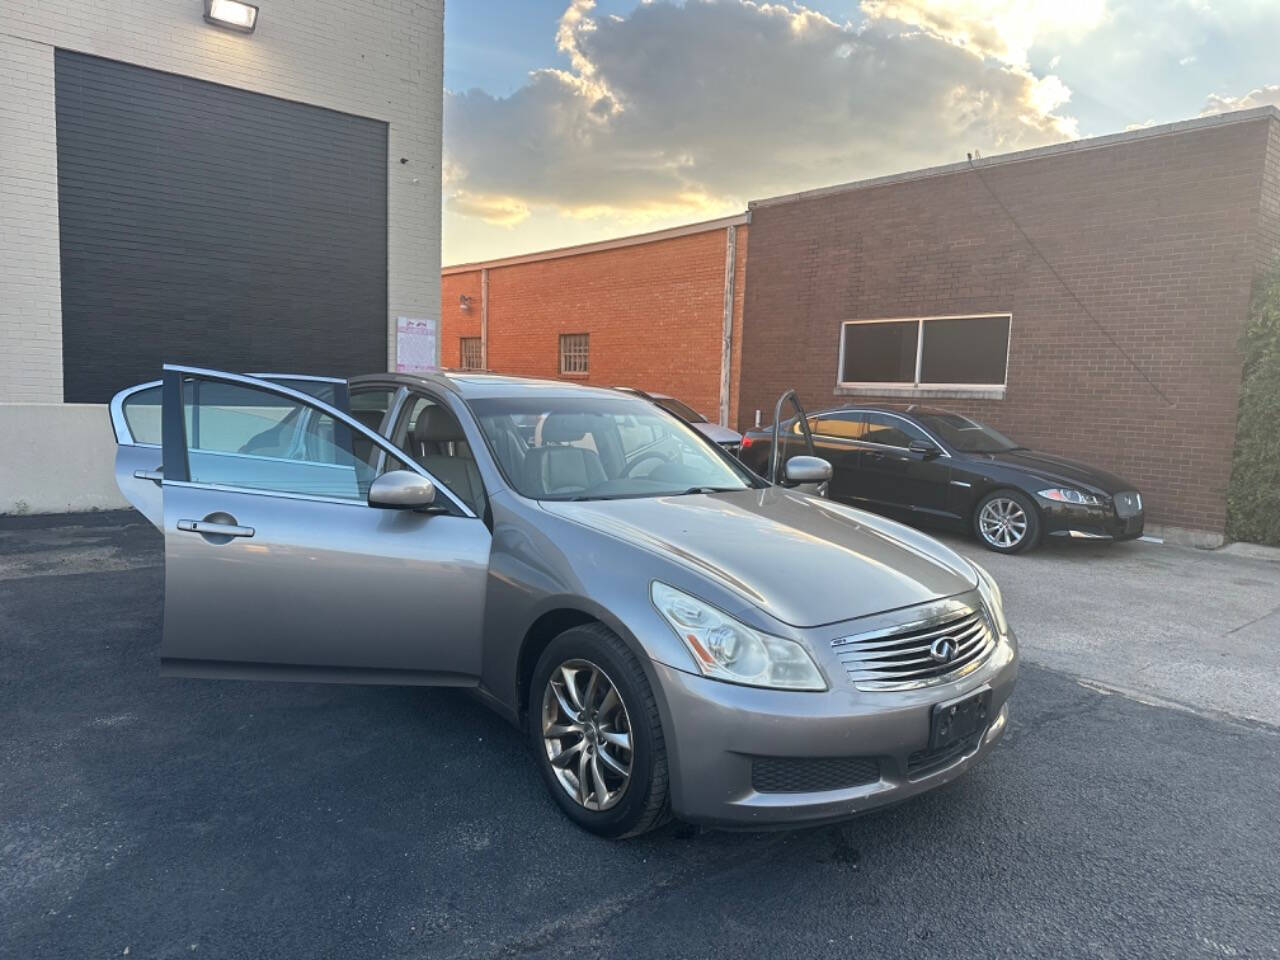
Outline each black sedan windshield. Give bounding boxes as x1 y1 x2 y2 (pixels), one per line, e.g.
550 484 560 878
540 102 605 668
913 412 1022 454
472 396 753 501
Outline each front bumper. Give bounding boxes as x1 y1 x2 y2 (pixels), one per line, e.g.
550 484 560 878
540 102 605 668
1041 500 1144 542
653 630 1018 828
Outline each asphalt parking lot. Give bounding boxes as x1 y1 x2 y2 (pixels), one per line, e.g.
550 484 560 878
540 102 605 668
3 512 1278 959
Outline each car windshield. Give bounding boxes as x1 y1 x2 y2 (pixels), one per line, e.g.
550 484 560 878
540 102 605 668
654 397 706 423
913 412 1022 453
471 396 754 501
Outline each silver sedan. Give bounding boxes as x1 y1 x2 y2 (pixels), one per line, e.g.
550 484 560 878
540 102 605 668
110 366 1017 838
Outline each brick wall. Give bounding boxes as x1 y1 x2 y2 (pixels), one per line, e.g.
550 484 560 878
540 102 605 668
441 224 747 425
0 35 62 402
740 112 1279 534
0 0 443 402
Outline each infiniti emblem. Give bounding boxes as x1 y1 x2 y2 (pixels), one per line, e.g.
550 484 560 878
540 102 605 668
929 636 957 664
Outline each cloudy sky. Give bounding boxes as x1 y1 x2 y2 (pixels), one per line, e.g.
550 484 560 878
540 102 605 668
441 0 1280 264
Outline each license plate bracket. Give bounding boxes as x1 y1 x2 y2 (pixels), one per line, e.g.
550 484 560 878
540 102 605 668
929 688 992 751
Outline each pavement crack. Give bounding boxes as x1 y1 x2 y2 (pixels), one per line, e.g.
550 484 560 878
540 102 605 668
1224 603 1280 635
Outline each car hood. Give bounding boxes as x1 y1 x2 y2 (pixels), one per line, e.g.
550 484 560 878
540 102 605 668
984 450 1134 494
692 422 743 444
540 488 977 628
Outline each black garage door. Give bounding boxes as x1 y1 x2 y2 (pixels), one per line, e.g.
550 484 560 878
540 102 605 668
55 50 388 403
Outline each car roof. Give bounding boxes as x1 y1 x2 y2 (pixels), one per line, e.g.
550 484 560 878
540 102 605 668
827 402 956 418
348 370 629 402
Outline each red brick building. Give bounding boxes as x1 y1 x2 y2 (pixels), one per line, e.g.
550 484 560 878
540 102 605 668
443 107 1280 543
740 107 1279 543
441 215 749 427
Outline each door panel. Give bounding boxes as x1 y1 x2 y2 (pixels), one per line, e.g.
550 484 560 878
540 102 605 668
159 366 489 684
162 484 488 679
857 415 952 517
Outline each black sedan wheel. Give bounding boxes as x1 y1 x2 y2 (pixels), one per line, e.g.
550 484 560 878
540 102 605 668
529 623 670 838
975 489 1040 554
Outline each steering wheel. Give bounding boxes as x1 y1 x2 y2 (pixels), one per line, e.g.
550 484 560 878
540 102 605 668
622 450 673 478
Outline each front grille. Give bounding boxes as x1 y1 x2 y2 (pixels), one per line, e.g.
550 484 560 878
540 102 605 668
751 756 880 794
907 731 983 778
832 607 996 691
1114 491 1143 518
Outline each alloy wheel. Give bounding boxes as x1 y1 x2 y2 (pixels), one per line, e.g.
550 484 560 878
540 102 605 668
541 659 633 811
979 497 1028 549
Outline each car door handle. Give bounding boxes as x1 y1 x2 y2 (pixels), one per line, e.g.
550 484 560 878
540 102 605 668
177 519 255 538
134 468 163 485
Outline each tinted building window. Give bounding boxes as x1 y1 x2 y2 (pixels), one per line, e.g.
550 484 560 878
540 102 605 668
840 321 917 383
839 315 1010 387
919 315 1010 385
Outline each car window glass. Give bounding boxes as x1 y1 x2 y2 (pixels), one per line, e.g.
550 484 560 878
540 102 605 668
472 396 752 501
261 377 339 406
348 387 396 466
122 385 162 445
806 412 867 440
396 393 486 514
181 378 375 500
862 412 927 448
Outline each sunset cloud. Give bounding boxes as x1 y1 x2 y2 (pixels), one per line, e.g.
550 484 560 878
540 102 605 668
443 0 1082 231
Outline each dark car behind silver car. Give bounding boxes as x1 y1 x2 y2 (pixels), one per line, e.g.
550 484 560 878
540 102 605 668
110 367 1017 837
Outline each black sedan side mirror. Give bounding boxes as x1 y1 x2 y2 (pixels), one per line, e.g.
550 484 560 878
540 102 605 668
908 439 941 459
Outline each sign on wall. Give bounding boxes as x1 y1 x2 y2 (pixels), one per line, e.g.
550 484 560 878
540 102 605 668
395 317 438 372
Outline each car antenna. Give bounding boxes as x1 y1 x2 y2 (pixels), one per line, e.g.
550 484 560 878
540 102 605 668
965 151 1175 408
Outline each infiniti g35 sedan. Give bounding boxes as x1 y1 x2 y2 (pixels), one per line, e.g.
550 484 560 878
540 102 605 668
740 404 1144 554
109 367 1017 837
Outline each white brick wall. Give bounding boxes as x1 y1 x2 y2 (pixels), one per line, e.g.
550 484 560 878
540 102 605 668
0 0 444 402
0 36 62 402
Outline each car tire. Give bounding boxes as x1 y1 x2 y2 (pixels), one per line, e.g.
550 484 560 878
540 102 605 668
528 623 671 838
974 489 1041 554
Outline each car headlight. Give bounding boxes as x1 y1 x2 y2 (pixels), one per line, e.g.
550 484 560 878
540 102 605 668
970 561 1010 638
1038 487 1104 506
650 582 826 691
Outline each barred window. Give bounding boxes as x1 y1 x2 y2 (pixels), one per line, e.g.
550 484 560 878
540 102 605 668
559 333 589 375
459 337 483 371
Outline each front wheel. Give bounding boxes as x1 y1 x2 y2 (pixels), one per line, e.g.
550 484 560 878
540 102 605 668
529 623 670 838
974 489 1041 554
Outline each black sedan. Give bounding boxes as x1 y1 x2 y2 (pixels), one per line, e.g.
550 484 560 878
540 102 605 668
739 404 1144 553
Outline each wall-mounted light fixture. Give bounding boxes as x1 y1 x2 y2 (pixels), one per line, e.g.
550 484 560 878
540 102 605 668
459 294 473 313
204 0 259 34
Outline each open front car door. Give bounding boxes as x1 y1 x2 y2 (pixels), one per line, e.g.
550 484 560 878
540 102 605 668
137 365 491 686
769 389 830 497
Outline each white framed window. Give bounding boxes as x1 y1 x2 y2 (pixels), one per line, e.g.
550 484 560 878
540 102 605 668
459 337 483 371
559 333 589 375
837 314 1011 394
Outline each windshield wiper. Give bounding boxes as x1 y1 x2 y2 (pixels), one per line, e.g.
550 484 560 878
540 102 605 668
676 486 741 496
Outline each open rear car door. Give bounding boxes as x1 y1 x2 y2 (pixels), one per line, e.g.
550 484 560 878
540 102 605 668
109 374 348 529
109 366 491 686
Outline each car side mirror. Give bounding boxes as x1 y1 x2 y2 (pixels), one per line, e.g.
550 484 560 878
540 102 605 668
908 439 941 459
368 470 437 511
783 455 833 484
